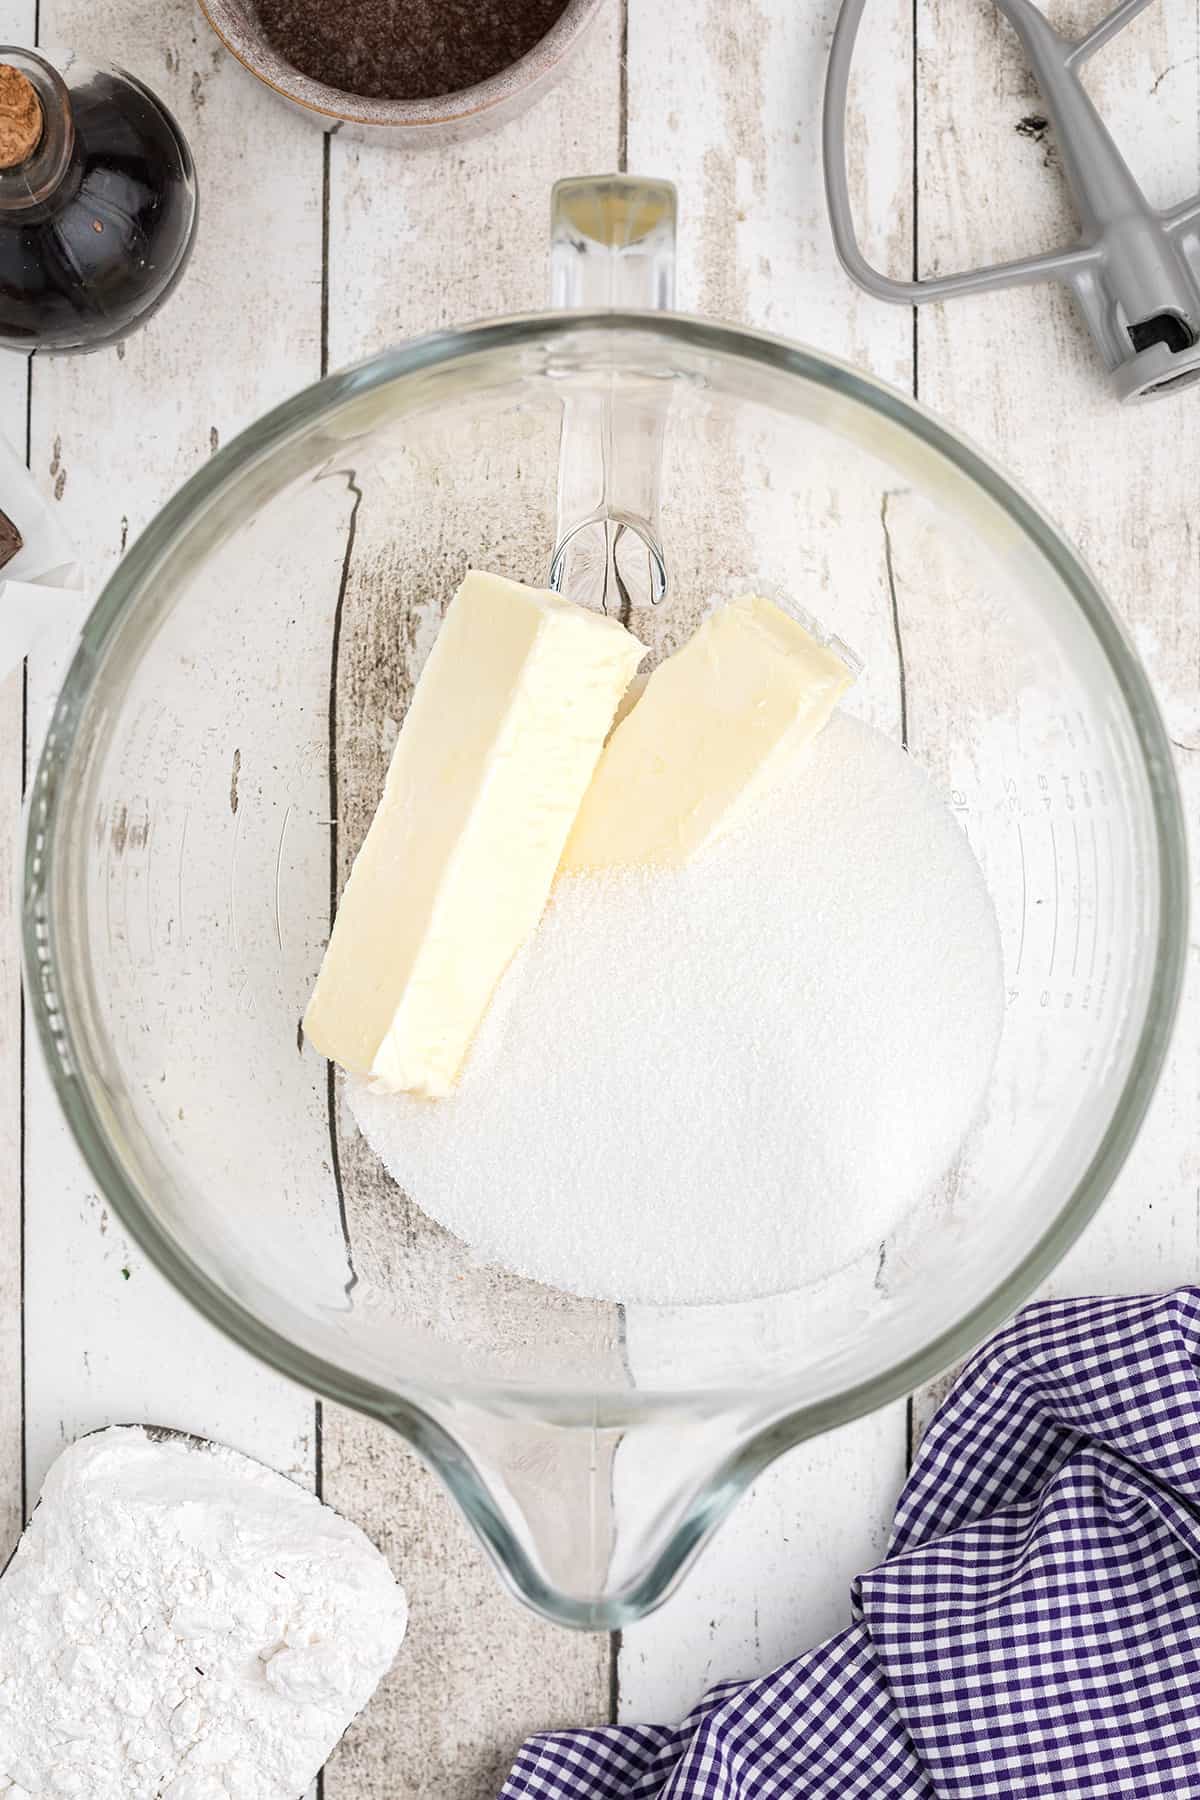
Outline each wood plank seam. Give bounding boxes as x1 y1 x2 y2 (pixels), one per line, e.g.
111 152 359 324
316 87 337 1800
906 0 919 1487
18 356 29 1537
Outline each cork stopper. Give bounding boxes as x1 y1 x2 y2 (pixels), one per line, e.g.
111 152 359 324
0 63 43 170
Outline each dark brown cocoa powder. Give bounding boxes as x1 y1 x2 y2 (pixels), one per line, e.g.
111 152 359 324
0 507 22 572
256 0 572 100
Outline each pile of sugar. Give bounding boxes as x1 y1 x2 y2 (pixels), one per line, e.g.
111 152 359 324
349 713 1004 1306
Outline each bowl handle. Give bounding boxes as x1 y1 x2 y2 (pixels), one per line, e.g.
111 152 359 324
547 174 676 614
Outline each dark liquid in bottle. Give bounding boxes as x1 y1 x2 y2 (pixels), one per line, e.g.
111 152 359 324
0 69 196 353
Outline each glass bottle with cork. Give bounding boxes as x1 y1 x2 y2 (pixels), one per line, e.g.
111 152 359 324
0 47 197 353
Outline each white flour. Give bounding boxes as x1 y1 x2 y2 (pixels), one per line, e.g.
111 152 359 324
0 1427 407 1798
350 713 1005 1304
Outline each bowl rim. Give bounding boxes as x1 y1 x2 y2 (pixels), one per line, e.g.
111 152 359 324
23 311 1189 1622
197 0 605 128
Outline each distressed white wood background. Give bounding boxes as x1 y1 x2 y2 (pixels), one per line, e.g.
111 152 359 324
0 0 1196 1793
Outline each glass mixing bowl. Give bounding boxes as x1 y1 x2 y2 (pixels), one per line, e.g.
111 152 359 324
24 178 1187 1628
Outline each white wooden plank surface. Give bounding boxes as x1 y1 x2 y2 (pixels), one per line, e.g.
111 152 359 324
20 0 324 1509
0 0 38 1580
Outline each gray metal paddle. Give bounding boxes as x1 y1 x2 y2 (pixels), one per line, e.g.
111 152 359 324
824 0 1200 401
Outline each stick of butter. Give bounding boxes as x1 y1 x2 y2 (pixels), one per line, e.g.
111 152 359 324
305 571 646 1096
561 594 853 872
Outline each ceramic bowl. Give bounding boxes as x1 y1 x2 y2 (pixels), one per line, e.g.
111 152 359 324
198 0 605 142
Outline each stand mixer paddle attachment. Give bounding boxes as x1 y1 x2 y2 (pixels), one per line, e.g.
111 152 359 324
824 0 1200 401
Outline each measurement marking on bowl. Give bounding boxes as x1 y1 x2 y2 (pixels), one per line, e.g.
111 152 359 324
1102 817 1115 1002
1089 819 1100 983
104 824 114 958
143 815 158 972
1048 818 1060 978
122 831 132 965
1015 819 1028 977
176 805 190 953
1071 819 1082 979
228 804 244 956
273 805 293 955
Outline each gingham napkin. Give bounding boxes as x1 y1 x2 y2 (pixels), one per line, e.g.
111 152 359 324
503 1288 1200 1798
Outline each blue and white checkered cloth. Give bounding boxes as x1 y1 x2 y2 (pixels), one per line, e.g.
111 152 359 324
502 1288 1200 1798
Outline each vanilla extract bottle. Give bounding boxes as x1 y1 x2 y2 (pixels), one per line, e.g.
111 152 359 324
0 47 197 352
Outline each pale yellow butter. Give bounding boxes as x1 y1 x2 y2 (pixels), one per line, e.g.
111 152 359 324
561 595 853 872
304 571 645 1096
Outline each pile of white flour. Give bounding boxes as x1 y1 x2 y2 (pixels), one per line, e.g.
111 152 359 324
350 713 1005 1305
0 1427 407 1798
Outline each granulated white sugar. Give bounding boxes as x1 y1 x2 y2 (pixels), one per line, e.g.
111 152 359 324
349 713 1004 1305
